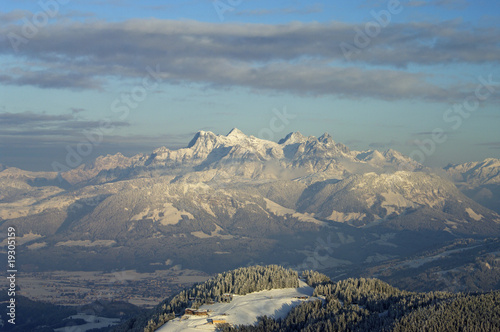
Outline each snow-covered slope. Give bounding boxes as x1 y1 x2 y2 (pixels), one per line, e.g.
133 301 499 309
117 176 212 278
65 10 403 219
296 171 500 232
445 158 500 186
158 280 317 332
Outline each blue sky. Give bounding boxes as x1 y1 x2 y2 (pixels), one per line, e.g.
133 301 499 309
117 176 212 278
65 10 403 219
0 0 499 171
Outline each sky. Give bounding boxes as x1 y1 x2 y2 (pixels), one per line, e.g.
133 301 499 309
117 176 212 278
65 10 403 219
0 0 499 171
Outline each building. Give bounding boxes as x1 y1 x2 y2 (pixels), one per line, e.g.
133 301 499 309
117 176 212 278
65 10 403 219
184 308 209 316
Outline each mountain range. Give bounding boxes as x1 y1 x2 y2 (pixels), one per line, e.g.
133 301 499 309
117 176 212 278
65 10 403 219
0 129 499 291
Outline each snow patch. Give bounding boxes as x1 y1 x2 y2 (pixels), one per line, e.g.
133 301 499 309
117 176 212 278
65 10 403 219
131 203 194 226
264 198 325 225
328 211 366 223
199 202 217 217
445 220 458 229
55 240 116 247
0 195 74 219
55 314 120 332
191 224 234 240
264 198 295 216
0 232 43 247
465 208 483 221
292 212 325 225
380 192 414 214
27 242 47 250
18 232 43 245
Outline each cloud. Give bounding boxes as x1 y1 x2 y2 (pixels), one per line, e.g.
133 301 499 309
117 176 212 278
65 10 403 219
236 4 323 16
476 142 500 149
0 69 103 90
0 10 32 24
0 130 192 171
0 110 191 170
0 18 499 101
0 111 129 135
70 107 86 114
0 112 72 126
407 0 468 9
413 131 451 136
0 9 94 25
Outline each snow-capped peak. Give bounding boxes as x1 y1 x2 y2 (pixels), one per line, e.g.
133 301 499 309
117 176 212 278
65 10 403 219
186 130 217 148
226 128 247 138
483 158 500 166
278 132 307 145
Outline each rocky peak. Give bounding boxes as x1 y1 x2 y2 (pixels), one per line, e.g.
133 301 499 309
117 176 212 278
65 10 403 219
318 133 334 145
278 132 307 145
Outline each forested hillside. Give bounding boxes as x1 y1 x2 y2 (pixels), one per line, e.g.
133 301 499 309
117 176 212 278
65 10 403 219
118 265 299 332
225 271 500 332
118 265 500 332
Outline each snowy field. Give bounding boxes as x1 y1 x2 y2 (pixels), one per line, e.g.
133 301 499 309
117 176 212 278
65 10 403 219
54 314 120 332
158 280 317 331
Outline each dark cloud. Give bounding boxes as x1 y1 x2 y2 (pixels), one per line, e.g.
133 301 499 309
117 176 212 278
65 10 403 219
0 18 499 101
0 69 103 90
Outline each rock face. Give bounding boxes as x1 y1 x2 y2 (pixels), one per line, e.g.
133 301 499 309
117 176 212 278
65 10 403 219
1 129 499 274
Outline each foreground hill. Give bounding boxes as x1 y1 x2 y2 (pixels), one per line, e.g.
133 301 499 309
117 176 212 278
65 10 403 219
117 265 500 332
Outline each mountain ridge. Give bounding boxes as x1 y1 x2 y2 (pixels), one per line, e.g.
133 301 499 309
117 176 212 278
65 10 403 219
49 128 421 185
1 129 500 282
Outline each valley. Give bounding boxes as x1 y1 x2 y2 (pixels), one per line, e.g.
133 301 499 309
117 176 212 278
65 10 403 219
14 269 209 308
